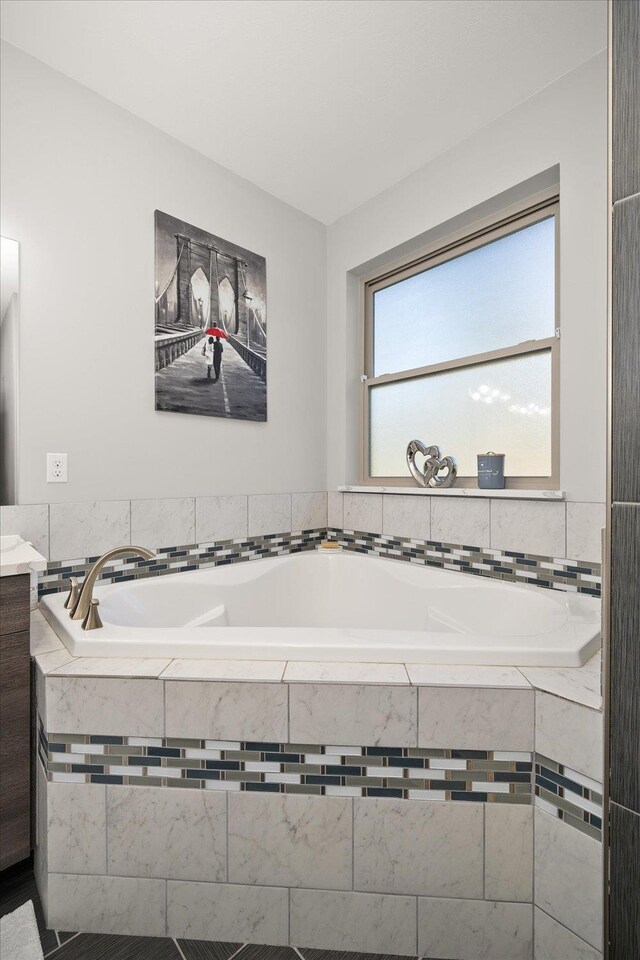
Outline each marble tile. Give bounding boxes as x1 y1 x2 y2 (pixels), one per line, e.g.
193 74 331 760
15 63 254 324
247 494 291 536
327 491 344 529
29 570 39 610
290 889 416 955
534 907 602 960
165 680 288 741
343 493 383 534
382 494 430 540
484 804 533 902
292 491 327 531
407 664 530 688
521 654 602 710
44 677 163 736
35 651 74 724
47 874 166 937
566 502 605 563
283 661 410 685
167 880 288 945
0 503 49 558
535 808 603 950
490 500 566 557
30 611 65 656
535 691 603 780
49 500 130 562
195 495 248 543
160 659 286 681
130 498 195 551
35 647 76 674
34 762 48 913
431 496 490 548
107 785 226 882
49 657 171 678
35 651 76 720
289 683 417 747
418 687 534 751
229 792 351 890
47 781 106 875
354 797 483 898
418 897 532 960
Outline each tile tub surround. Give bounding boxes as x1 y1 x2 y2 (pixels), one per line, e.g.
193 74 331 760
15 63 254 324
38 725 536 804
534 808 603 952
37 528 328 598
3 492 603 600
328 529 601 597
34 670 604 956
25 491 601 603
36 525 601 601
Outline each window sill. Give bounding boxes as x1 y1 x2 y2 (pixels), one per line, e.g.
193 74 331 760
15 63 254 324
338 485 565 501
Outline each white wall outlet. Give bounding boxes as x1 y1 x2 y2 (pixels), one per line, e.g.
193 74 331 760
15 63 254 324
47 453 68 483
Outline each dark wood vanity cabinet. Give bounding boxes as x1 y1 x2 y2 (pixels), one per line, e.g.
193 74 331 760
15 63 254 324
0 574 31 871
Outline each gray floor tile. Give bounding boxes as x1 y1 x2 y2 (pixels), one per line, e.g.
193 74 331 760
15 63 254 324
44 932 183 959
177 942 244 960
236 947 300 960
300 950 420 960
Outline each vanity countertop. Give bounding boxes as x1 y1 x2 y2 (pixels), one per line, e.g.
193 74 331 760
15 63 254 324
0 535 47 577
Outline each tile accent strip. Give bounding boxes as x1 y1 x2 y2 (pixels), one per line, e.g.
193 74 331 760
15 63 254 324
37 527 601 598
37 529 326 598
534 752 603 842
330 529 601 597
39 724 532 804
39 727 602 839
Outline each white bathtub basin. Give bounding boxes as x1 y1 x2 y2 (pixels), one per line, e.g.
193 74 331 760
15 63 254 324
40 550 600 666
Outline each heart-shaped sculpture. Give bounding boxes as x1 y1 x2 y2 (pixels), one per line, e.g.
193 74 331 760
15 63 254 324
426 454 456 488
406 440 440 487
406 440 457 488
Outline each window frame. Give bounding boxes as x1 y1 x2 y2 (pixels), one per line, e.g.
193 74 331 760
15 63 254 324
359 189 560 489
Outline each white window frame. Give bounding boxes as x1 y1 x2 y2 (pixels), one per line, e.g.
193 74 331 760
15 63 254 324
359 188 560 489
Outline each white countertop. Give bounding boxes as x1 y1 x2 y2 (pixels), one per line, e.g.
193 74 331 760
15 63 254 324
339 485 565 500
0 535 48 577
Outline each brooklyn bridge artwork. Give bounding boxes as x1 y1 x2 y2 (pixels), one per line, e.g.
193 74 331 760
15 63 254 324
154 210 267 421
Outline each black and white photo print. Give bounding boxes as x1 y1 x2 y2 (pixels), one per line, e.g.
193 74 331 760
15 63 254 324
154 210 267 421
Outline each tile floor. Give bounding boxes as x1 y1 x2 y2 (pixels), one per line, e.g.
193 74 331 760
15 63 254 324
0 860 434 960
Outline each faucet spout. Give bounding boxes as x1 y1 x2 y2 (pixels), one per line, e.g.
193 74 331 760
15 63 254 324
70 545 155 624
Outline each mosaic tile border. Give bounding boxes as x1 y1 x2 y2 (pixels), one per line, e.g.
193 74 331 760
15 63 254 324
330 529 601 597
39 725 532 804
39 727 603 840
534 752 603 842
38 529 327 598
37 526 601 598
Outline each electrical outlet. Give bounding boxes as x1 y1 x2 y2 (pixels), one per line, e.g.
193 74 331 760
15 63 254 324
47 453 68 483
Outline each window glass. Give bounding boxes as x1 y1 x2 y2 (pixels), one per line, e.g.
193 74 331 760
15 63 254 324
369 350 552 477
372 216 555 376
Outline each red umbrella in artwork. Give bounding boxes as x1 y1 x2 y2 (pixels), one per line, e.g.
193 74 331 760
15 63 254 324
204 327 228 338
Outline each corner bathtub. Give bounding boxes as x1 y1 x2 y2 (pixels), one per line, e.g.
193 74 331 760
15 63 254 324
40 549 600 667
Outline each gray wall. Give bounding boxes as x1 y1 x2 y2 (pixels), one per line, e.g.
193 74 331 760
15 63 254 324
0 41 327 504
326 53 608 504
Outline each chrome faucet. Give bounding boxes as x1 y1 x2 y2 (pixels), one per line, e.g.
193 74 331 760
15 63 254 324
68 545 155 630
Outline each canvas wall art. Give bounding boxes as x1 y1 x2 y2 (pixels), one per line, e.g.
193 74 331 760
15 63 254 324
154 210 267 421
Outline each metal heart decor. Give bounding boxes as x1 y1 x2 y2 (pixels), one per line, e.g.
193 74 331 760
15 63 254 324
406 440 457 489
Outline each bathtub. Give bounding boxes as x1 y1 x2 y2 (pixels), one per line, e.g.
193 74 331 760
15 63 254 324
40 549 600 667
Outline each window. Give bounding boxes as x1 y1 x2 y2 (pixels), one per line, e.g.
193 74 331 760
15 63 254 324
361 193 559 488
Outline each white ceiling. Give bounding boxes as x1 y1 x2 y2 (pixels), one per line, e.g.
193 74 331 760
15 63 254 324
0 0 606 224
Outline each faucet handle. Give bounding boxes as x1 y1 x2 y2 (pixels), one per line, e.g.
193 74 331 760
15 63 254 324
64 577 81 612
81 598 103 631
